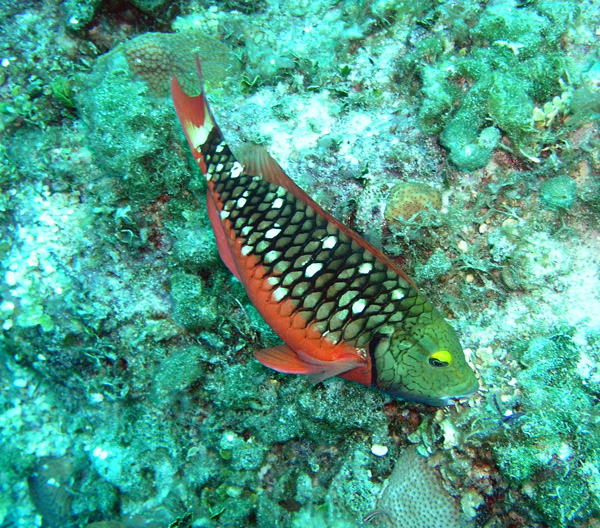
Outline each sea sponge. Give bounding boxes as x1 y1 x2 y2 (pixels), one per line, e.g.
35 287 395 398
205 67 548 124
385 182 442 224
123 30 239 96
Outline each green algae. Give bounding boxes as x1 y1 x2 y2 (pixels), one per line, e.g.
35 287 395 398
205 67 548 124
170 271 217 332
414 249 452 283
78 52 190 205
405 0 581 170
491 335 600 527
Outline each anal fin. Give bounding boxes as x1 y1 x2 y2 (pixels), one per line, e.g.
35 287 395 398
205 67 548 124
206 188 242 282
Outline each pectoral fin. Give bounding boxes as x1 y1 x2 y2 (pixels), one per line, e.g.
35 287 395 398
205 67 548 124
255 345 323 375
255 345 364 382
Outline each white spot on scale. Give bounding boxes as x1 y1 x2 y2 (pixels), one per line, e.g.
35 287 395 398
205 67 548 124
216 143 225 153
242 190 249 198
265 228 281 239
352 299 367 314
267 276 280 286
305 263 323 278
220 210 230 220
391 289 405 300
241 226 252 236
322 235 337 249
216 163 224 172
231 161 243 178
241 245 253 256
273 198 284 209
237 197 247 208
264 250 281 264
272 287 288 302
358 263 373 274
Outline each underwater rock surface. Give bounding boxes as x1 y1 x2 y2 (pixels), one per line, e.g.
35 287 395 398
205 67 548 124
0 0 599 527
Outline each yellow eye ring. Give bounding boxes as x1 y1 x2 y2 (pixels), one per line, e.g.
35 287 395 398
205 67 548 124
429 350 453 367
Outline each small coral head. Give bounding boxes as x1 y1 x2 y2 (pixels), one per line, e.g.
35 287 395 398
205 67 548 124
371 310 478 406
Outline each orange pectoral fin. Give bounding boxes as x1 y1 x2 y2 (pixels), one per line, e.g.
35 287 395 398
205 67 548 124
306 358 364 384
255 345 366 382
255 345 324 375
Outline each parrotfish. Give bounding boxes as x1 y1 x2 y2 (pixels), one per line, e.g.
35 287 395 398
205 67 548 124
171 59 478 406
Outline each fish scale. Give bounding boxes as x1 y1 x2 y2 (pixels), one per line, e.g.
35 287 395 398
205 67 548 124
206 138 418 352
171 59 479 405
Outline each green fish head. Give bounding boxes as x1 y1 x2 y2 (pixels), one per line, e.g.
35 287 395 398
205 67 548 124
371 310 478 406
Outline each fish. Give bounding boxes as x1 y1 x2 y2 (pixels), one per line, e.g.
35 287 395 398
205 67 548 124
171 59 478 406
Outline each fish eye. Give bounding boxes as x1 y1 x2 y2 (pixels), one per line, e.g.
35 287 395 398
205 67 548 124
428 350 452 367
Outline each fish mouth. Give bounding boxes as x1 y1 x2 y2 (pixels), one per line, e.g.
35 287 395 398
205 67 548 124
418 388 479 407
461 377 480 398
441 379 480 405
384 389 452 407
387 379 479 407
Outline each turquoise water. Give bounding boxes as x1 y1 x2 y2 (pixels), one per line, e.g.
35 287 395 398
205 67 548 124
1 0 599 526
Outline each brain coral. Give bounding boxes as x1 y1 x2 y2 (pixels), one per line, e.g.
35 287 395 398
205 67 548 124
123 30 239 96
365 447 467 528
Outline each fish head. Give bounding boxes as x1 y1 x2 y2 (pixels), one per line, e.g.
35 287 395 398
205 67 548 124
370 310 478 406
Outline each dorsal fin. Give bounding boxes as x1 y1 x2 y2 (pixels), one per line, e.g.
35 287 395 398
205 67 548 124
238 144 417 288
237 144 306 197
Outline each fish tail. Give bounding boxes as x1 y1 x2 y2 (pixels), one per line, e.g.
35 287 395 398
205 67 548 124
171 56 222 174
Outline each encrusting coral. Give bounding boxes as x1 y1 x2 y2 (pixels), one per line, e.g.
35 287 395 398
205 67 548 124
384 182 442 224
365 446 467 528
123 30 239 96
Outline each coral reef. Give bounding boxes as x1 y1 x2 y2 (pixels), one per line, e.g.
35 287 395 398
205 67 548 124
0 0 599 527
406 0 582 170
123 30 239 96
